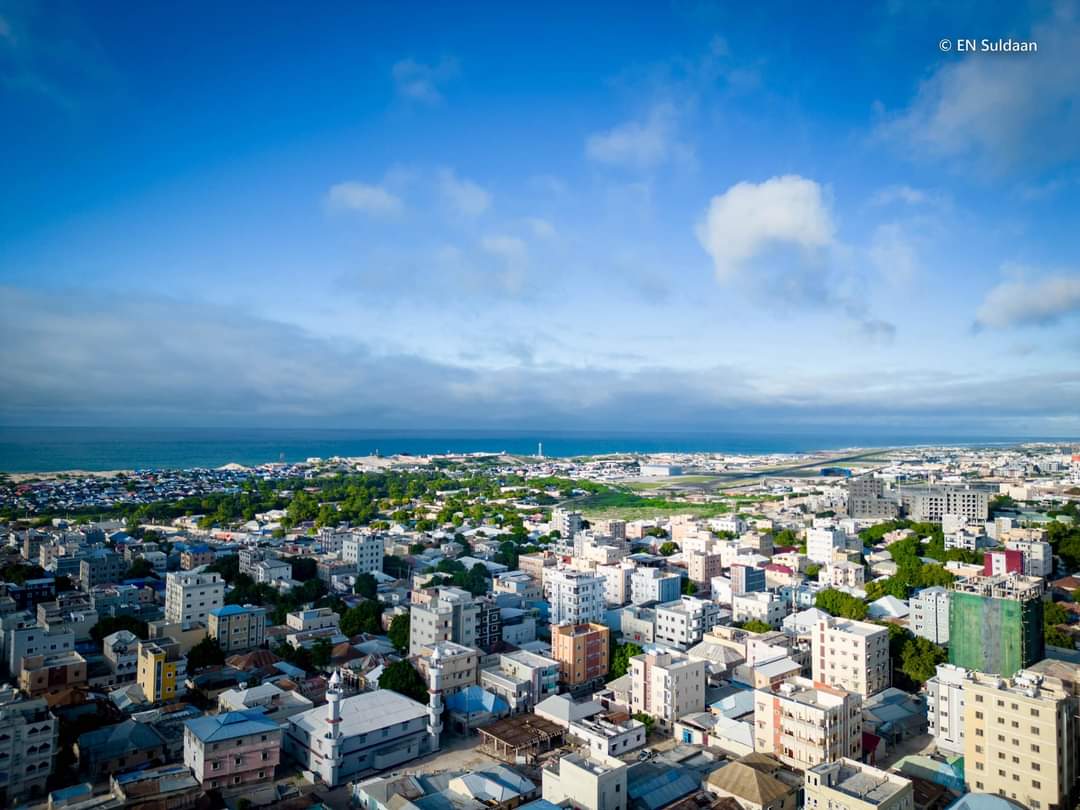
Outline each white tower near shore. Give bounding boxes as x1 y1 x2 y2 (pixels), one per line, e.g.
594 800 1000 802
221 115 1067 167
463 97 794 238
427 645 444 751
538 442 544 458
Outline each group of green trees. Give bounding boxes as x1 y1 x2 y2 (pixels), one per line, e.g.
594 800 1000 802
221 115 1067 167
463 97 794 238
815 588 869 620
1044 600 1074 649
426 559 491 596
608 641 643 680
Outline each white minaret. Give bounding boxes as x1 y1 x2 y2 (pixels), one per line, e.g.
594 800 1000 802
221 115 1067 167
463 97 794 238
537 442 544 458
324 670 344 785
427 645 444 751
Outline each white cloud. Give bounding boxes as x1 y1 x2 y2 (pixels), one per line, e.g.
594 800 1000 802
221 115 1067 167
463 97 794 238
481 235 528 294
524 217 556 239
325 181 403 217
877 11 1080 173
867 222 919 285
391 57 459 104
585 103 690 170
975 270 1080 329
438 169 491 218
696 175 835 281
869 185 929 206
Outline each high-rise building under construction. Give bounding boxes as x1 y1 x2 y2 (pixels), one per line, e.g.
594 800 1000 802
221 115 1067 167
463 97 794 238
949 574 1044 678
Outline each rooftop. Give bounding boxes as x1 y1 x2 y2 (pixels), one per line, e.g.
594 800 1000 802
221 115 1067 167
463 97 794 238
289 688 428 737
809 759 910 805
185 709 280 742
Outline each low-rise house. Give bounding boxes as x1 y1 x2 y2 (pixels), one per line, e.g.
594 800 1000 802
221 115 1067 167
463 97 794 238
75 718 168 776
804 758 913 810
706 756 800 810
217 682 314 724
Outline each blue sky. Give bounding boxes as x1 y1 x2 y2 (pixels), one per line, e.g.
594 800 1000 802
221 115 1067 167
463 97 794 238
1 0 1079 434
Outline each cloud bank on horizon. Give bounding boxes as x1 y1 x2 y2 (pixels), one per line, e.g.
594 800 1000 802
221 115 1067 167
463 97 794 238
0 2 1078 433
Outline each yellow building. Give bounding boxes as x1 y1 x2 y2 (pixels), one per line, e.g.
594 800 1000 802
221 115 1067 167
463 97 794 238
137 637 187 703
963 660 1080 810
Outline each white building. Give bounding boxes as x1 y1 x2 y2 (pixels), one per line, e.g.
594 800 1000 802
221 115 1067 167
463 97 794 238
629 568 680 606
811 617 890 698
925 663 968 755
654 596 724 648
0 686 58 803
548 569 605 626
807 527 847 564
909 587 950 645
284 673 437 787
805 759 913 810
165 571 224 625
731 591 786 628
595 562 635 606
252 558 292 585
342 533 386 575
542 752 627 810
629 650 706 730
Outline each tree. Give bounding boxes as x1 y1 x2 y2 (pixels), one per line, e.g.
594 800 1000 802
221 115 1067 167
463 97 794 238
899 636 947 686
682 579 698 596
125 558 156 579
815 588 868 620
645 527 668 539
187 635 226 672
739 620 773 633
632 712 655 734
340 601 384 637
659 541 678 556
383 554 410 579
1046 626 1075 649
609 642 643 680
291 557 318 581
90 615 148 644
311 638 332 669
805 564 821 579
379 659 428 704
354 573 378 599
388 613 410 653
208 554 240 583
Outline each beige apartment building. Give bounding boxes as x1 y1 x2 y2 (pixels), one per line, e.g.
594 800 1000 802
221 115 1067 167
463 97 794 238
754 677 862 770
805 758 913 810
963 660 1080 810
812 617 890 697
686 551 724 588
413 640 479 696
552 623 610 686
629 650 706 730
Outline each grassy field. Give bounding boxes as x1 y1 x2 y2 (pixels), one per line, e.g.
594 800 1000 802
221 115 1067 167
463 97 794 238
570 489 734 520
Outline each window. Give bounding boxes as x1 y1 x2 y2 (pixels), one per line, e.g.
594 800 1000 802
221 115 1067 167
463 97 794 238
1032 780 1041 789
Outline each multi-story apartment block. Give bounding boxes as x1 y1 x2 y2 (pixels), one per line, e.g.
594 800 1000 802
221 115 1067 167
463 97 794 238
552 622 610 686
949 574 1044 678
342 532 385 574
137 637 187 703
549 569 605 626
807 527 847 564
37 592 98 641
1004 539 1054 578
730 563 766 595
476 596 503 651
165 571 224 625
316 527 348 556
655 596 724 648
812 617 890 698
963 660 1080 810
79 549 126 590
984 549 1024 577
184 709 282 788
18 651 87 698
481 650 560 713
732 591 786 628
253 558 292 584
551 508 584 539
102 629 139 686
0 686 58 805
629 650 707 730
925 663 968 755
596 561 634 606
4 620 74 678
494 571 542 601
518 553 556 583
409 587 479 655
237 547 265 577
805 759 913 810
821 562 865 590
900 485 990 523
909 586 950 644
846 476 900 519
209 604 267 653
180 545 216 570
629 568 680 606
687 551 724 588
413 640 479 695
754 677 863 770
286 607 339 633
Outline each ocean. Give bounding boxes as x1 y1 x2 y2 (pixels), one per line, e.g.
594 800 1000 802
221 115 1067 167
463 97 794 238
0 426 1068 474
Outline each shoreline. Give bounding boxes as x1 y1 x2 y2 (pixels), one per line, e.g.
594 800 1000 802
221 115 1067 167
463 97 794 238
1 438 1069 478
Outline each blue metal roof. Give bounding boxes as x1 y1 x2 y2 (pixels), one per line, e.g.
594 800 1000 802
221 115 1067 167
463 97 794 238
209 604 262 617
627 764 699 810
184 709 279 743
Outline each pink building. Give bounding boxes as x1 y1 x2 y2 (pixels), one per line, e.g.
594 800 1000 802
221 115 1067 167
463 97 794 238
183 709 281 789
